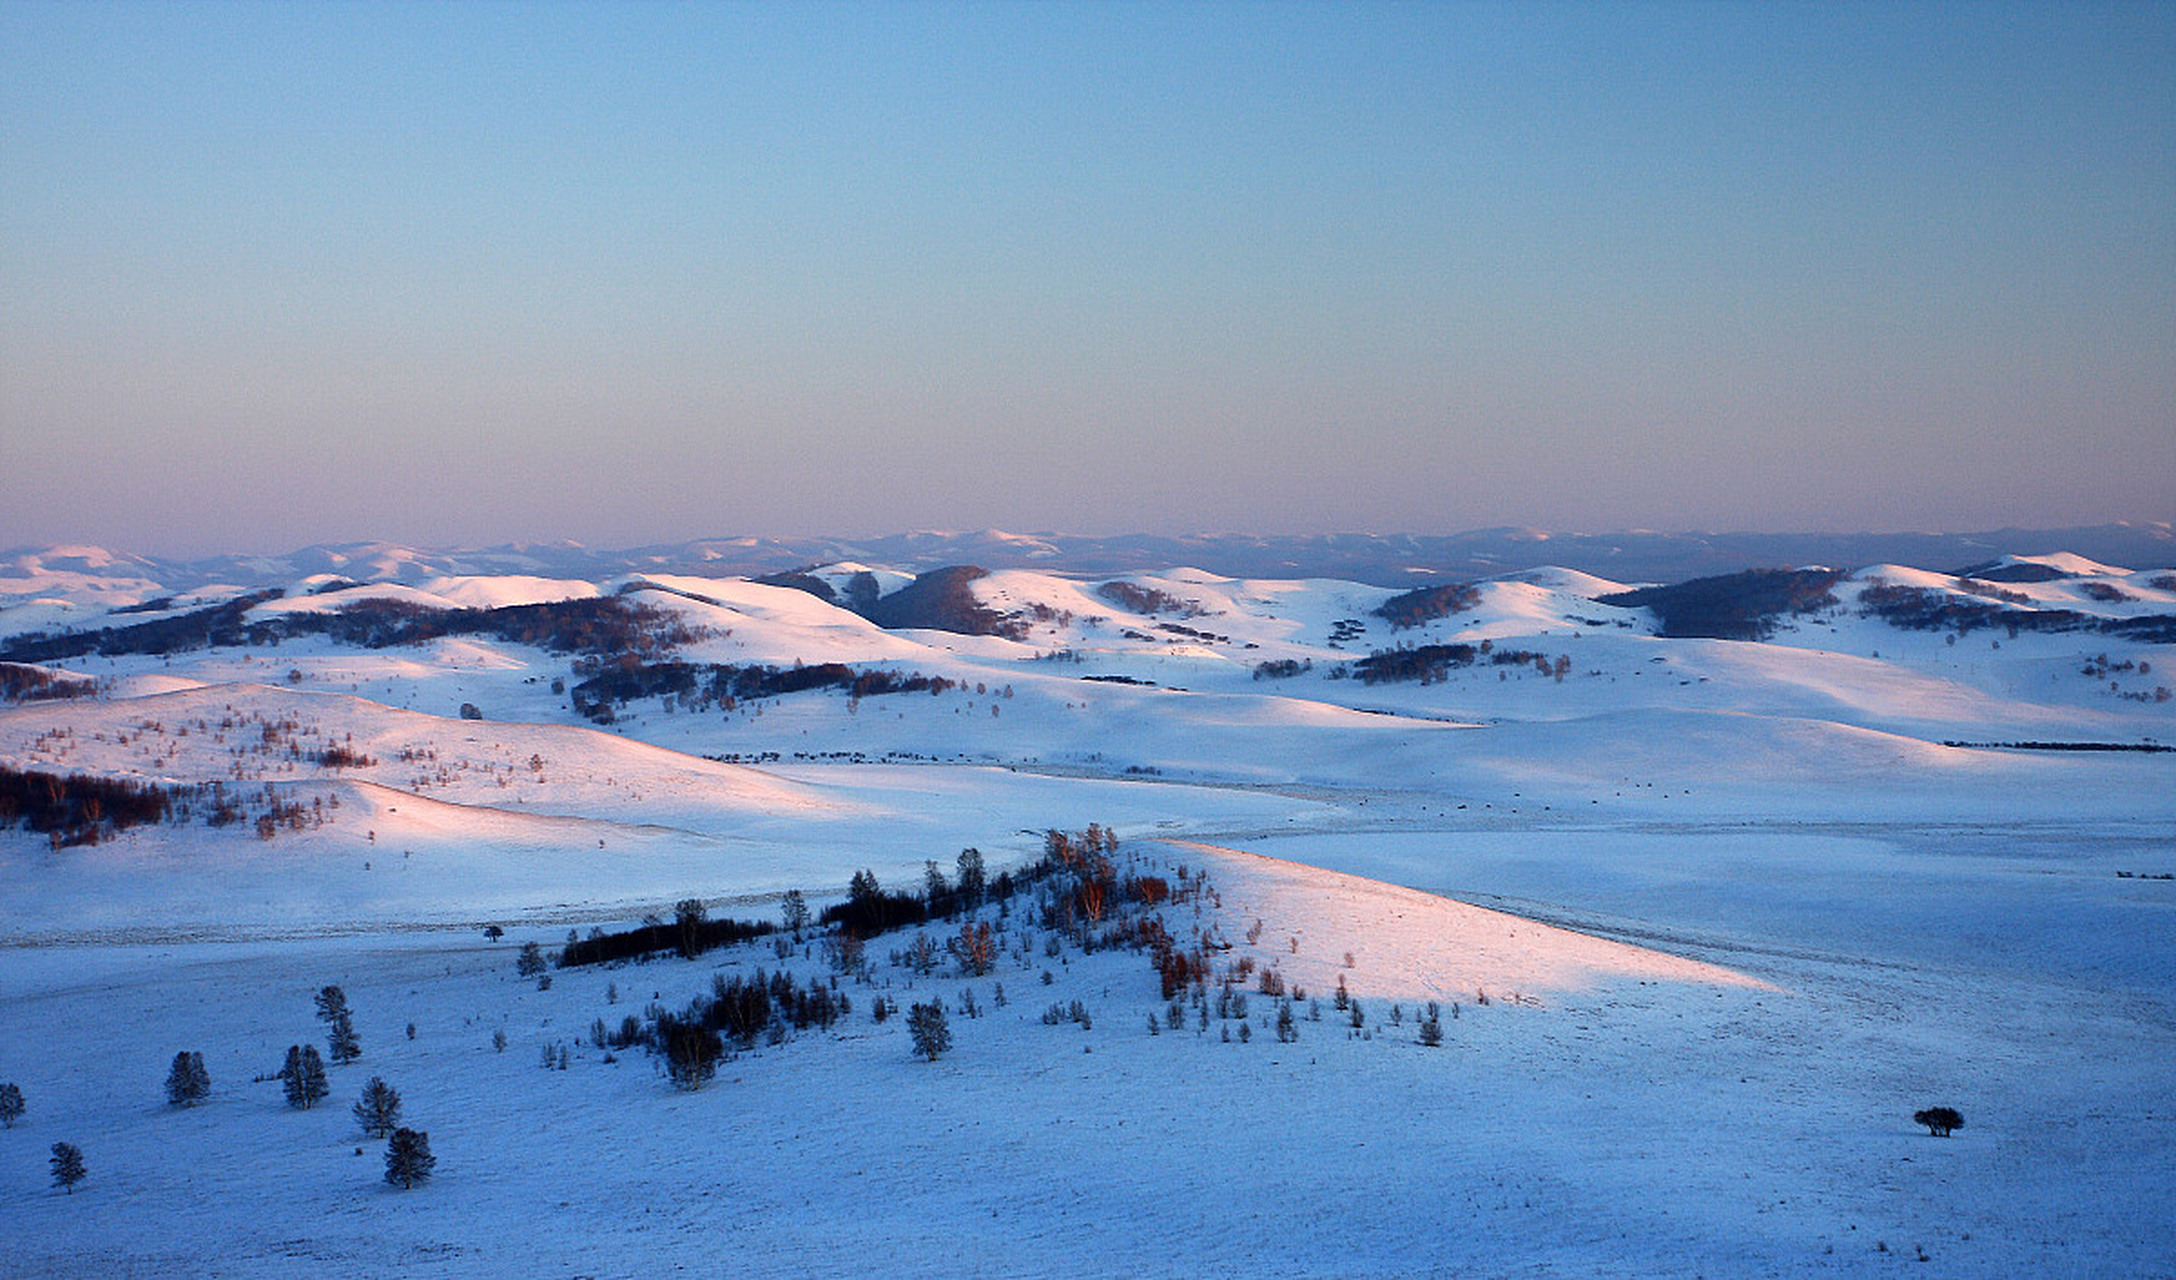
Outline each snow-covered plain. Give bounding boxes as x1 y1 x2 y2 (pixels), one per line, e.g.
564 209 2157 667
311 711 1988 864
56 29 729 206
2 547 2171 1277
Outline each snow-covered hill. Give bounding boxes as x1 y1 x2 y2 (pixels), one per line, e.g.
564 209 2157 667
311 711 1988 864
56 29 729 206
2 543 2170 1276
7 522 2172 598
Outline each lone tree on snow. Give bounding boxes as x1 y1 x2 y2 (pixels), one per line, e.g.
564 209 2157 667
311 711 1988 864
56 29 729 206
50 1141 86 1193
515 941 547 978
780 888 810 938
316 985 361 1064
353 1076 402 1138
908 1000 951 1061
1913 1106 1964 1137
0 1081 23 1128
165 1051 210 1107
384 1127 435 1189
281 1044 330 1110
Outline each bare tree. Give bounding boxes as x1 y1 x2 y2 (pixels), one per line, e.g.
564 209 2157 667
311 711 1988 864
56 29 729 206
955 920 995 977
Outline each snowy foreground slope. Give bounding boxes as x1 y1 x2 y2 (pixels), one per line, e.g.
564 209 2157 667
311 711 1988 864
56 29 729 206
2 548 2172 1277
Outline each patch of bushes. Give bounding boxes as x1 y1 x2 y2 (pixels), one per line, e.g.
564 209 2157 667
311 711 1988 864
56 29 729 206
654 1014 724 1091
1374 583 1481 630
866 566 1025 638
311 745 376 769
1599 569 1845 640
1940 739 2174 754
569 659 958 721
306 594 697 656
559 913 775 967
2105 614 2176 643
0 765 182 846
1954 577 2032 603
752 571 837 604
0 663 95 702
1097 581 1194 616
1861 584 2035 633
692 969 844 1047
1355 643 1475 684
1155 621 1228 643
3 589 286 663
638 967 851 1086
1954 560 2068 583
1857 584 2176 642
2 592 695 664
819 870 930 937
755 569 883 614
1351 643 1555 685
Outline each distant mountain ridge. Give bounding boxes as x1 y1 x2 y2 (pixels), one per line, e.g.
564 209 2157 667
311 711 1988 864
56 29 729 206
3 523 2171 594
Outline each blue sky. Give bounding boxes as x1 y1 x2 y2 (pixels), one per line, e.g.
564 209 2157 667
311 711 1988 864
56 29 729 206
2 1 2170 555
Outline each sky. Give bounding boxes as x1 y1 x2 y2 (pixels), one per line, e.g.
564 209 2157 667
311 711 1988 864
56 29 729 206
2 1 2171 557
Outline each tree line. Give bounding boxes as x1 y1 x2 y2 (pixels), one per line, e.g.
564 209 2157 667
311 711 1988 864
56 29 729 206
2 592 694 664
1373 583 1481 630
0 663 96 703
0 765 181 846
1599 569 1846 641
558 902 776 967
0 768 337 849
569 659 962 723
1351 643 1566 686
1859 583 2176 642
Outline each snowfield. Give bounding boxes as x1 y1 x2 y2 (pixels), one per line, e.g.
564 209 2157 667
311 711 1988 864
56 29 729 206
2 542 2171 1277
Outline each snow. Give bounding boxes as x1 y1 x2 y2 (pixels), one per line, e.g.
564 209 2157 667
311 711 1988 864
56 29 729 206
1161 838 1775 999
626 576 936 664
248 582 465 618
1493 565 1637 597
412 575 600 609
1987 551 2131 577
2 546 2172 1276
807 561 917 596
